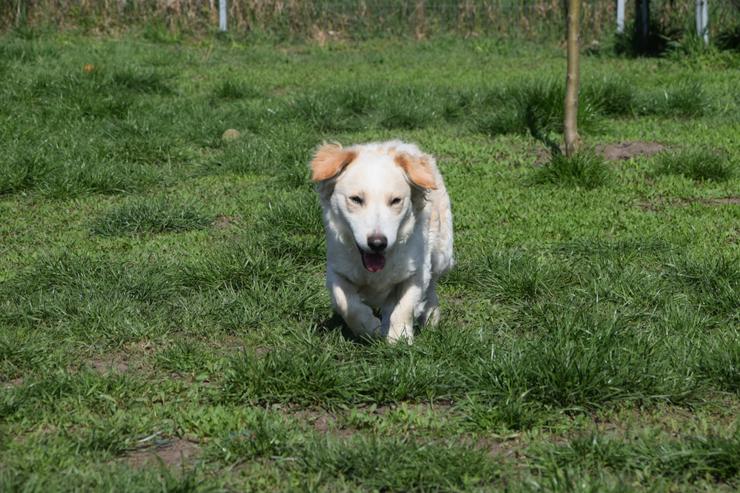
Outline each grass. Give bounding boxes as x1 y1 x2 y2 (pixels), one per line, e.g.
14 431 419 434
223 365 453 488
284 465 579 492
212 79 261 100
531 152 611 189
0 32 738 491
640 81 708 117
653 149 736 182
92 198 212 236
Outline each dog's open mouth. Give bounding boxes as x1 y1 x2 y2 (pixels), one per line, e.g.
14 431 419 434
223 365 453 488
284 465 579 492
359 246 385 273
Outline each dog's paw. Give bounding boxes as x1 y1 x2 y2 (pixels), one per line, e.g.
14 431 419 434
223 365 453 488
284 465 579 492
357 316 383 338
387 324 414 345
427 306 440 327
419 305 440 328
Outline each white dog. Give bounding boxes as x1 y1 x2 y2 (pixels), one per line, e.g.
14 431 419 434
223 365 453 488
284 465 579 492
310 140 454 343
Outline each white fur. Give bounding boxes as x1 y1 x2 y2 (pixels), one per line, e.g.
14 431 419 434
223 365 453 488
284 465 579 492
313 140 454 344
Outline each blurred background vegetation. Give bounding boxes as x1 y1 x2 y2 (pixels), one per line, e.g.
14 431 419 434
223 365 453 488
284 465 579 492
2 0 739 52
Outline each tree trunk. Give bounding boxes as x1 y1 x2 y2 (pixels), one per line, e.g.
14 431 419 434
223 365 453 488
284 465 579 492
564 0 581 157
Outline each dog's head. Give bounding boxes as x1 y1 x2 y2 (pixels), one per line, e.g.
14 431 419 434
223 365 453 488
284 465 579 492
310 142 437 273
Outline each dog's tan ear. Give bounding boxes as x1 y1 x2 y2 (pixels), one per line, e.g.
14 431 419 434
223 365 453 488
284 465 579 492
310 143 356 182
395 152 437 190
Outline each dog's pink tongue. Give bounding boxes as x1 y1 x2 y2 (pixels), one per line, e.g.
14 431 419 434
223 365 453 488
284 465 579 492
362 251 385 272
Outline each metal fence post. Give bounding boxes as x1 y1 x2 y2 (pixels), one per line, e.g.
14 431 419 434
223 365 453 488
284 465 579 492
696 0 709 45
616 0 625 33
219 0 227 32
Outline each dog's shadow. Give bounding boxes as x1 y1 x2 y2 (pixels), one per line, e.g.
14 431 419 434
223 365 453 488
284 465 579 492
315 312 424 344
315 313 369 344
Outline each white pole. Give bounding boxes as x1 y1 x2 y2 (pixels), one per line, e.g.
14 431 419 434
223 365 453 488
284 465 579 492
696 0 709 45
219 0 228 32
616 0 625 34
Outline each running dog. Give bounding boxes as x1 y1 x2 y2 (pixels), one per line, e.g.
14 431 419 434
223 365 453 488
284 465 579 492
310 140 453 343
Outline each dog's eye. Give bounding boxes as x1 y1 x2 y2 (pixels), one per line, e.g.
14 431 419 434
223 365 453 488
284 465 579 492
390 197 402 206
349 195 364 205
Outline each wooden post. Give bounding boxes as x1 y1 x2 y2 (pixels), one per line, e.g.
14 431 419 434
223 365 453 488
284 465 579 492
219 0 228 32
564 0 581 157
617 0 626 33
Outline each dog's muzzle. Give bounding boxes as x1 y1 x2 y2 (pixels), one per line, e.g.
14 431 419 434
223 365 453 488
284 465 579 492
357 243 386 272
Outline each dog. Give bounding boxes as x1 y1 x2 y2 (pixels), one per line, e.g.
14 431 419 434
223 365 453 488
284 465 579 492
310 140 454 343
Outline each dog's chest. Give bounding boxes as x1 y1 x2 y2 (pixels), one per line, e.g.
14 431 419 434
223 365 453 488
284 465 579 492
354 271 407 308
341 250 421 307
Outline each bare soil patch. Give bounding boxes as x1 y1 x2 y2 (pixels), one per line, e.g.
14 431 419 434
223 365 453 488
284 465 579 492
472 435 524 459
291 408 344 435
88 341 156 375
697 197 740 206
637 200 660 212
535 141 666 166
597 141 665 161
285 407 356 438
285 403 453 438
124 438 200 469
214 214 239 229
639 196 740 211
575 401 739 438
89 357 130 374
2 377 24 389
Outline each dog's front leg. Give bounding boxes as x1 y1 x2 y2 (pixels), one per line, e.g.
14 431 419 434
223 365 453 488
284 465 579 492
327 270 382 339
385 279 422 344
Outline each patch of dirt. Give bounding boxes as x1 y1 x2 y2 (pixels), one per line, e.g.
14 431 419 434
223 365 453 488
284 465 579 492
729 228 739 245
90 358 130 374
597 141 665 161
312 28 343 47
285 402 458 439
569 401 739 439
214 214 239 229
124 438 200 469
472 436 524 459
254 346 271 357
285 405 397 438
88 341 157 375
637 200 659 212
533 146 554 166
270 86 288 97
2 377 23 389
697 197 740 206
535 141 666 166
288 408 354 437
310 413 344 435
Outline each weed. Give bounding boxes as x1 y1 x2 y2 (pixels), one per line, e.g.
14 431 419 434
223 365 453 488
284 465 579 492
653 149 735 182
531 152 611 189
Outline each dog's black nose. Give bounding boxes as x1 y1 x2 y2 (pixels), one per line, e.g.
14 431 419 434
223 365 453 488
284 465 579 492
367 234 387 252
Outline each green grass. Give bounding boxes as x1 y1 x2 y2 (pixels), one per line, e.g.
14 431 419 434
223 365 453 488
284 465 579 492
534 431 740 482
92 198 212 236
212 79 262 100
654 149 736 182
0 32 738 491
531 152 612 189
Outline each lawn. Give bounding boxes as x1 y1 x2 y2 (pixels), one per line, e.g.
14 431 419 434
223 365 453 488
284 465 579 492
0 31 738 491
